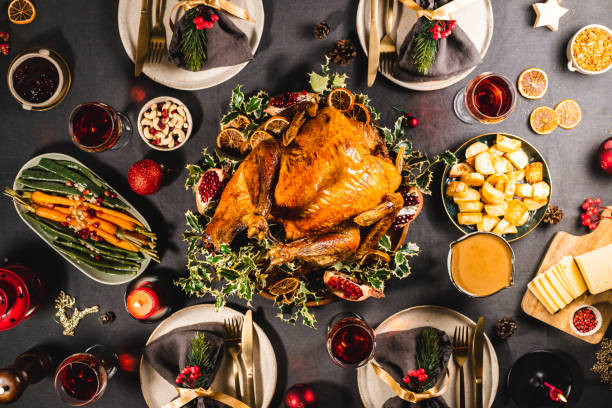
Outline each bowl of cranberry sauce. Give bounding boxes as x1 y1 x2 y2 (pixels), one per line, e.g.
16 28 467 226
8 49 64 110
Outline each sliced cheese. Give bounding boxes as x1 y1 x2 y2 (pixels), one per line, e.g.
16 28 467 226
528 280 558 314
535 274 566 310
551 265 575 298
574 244 612 295
557 256 588 297
544 271 572 305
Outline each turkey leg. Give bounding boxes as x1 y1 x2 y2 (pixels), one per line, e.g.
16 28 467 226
354 192 403 260
203 138 280 251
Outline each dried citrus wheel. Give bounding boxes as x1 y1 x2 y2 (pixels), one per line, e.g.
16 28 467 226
326 87 354 112
554 99 582 129
262 116 290 136
221 114 251 131
249 130 273 150
349 103 370 125
530 106 558 135
216 127 245 152
517 68 548 99
8 0 36 25
267 277 300 296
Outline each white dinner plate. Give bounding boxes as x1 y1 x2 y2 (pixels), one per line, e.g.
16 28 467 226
356 0 493 91
118 0 264 90
12 153 152 285
140 304 277 408
357 305 499 407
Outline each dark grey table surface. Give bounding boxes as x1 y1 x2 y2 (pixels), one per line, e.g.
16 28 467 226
1 0 612 407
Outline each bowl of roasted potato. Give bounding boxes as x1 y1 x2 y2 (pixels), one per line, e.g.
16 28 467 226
441 133 551 242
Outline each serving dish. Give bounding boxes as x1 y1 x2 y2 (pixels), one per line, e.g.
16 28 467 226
566 24 612 75
12 153 152 285
137 96 193 151
441 133 551 242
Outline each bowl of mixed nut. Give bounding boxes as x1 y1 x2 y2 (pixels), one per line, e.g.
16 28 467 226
566 24 612 75
137 96 192 151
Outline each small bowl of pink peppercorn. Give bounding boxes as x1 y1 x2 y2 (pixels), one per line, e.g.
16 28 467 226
569 305 602 337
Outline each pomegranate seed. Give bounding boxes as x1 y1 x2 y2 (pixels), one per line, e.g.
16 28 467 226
65 180 74 187
82 189 90 196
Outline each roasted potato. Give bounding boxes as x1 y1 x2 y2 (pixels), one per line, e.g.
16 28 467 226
465 142 489 159
460 172 485 187
453 188 481 203
508 170 525 182
458 212 483 225
532 181 550 200
504 181 516 201
457 201 484 213
477 215 500 232
505 150 529 169
466 156 476 168
488 144 505 157
505 199 528 225
516 209 530 226
523 197 548 211
481 182 505 203
449 162 474 178
484 202 508 217
525 162 543 184
496 134 522 152
445 181 469 198
475 152 496 175
492 219 511 235
504 224 518 234
515 183 533 198
493 156 514 174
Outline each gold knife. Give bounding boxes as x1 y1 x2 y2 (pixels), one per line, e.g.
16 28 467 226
134 0 151 77
367 0 380 87
241 310 255 407
471 317 485 408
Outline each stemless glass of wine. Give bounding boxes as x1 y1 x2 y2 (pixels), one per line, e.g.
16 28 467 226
326 312 375 368
453 72 517 124
54 344 118 406
69 102 132 152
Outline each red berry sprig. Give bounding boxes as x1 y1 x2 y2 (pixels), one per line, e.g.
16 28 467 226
0 31 10 56
193 12 218 30
175 365 202 389
402 368 429 388
429 20 456 40
580 197 611 230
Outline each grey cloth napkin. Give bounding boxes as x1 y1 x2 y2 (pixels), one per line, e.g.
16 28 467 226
375 327 452 408
169 6 253 71
143 323 228 408
393 0 482 82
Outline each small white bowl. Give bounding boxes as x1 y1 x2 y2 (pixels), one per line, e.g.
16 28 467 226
137 96 193 151
569 305 602 337
7 48 65 110
566 24 612 75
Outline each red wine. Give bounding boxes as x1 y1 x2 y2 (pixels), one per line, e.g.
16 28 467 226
59 361 100 401
71 104 115 148
330 324 374 365
471 75 513 118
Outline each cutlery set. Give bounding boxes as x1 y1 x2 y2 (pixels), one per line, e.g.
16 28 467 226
368 0 397 86
223 310 256 407
453 317 485 408
134 0 167 76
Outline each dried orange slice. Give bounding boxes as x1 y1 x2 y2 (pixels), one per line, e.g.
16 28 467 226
8 0 36 25
216 127 245 152
262 116 290 136
326 87 354 112
554 99 582 129
221 114 251 131
267 277 300 296
517 68 548 99
349 103 370 125
530 107 558 135
249 130 273 150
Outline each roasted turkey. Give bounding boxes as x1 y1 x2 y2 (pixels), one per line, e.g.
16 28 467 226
203 106 403 269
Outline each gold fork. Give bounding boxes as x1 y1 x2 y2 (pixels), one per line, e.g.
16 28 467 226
453 326 469 408
147 0 166 64
224 317 243 400
379 0 396 74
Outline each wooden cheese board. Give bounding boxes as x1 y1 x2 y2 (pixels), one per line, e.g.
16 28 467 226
521 208 612 344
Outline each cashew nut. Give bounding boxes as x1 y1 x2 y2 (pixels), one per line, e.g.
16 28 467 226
142 127 154 140
153 118 161 131
177 106 185 117
144 110 157 120
172 128 186 142
141 118 154 127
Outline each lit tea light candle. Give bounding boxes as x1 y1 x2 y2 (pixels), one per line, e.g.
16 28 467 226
126 286 159 319
544 382 568 403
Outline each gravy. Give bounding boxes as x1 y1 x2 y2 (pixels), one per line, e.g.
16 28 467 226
451 233 513 297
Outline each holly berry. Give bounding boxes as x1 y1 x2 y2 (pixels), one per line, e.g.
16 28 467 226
407 115 418 128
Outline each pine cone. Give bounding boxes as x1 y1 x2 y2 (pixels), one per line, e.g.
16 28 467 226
328 39 357 66
496 317 517 340
313 21 330 39
543 205 563 225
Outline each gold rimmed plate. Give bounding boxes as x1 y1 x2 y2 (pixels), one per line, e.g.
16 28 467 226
441 133 552 242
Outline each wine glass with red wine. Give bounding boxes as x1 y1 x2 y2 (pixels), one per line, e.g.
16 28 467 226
69 102 132 152
326 312 375 368
54 344 118 406
453 72 517 124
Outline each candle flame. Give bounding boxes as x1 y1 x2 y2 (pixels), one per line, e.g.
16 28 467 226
134 301 142 307
558 394 567 403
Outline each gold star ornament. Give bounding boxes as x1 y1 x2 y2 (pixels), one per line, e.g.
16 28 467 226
533 0 569 31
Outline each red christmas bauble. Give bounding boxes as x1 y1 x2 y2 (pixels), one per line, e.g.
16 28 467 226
128 159 164 195
284 384 317 408
599 137 612 175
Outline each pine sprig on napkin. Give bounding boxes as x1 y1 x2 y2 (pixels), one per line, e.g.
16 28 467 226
181 6 208 71
416 328 441 391
412 19 439 75
186 332 214 388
